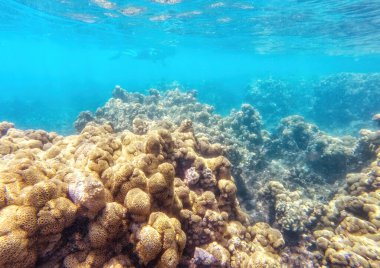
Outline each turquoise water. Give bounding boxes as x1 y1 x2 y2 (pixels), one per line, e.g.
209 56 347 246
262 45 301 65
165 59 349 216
1 0 380 134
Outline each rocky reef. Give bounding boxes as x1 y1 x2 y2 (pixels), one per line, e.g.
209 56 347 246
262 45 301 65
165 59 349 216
75 87 374 225
0 120 287 267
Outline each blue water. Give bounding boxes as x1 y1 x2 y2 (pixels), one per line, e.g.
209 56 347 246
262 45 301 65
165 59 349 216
1 0 380 134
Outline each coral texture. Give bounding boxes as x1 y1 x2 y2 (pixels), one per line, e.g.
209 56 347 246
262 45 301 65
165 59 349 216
75 87 373 223
260 181 323 233
0 121 285 267
1 110 379 268
313 129 380 267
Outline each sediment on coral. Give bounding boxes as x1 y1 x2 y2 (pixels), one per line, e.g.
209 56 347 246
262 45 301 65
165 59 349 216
0 121 287 267
74 87 375 225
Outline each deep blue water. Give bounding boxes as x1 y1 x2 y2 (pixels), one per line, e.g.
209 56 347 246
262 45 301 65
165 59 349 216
1 0 380 134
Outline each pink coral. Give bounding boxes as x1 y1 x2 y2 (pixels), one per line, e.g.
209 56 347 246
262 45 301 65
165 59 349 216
67 170 106 217
190 247 220 267
184 167 200 186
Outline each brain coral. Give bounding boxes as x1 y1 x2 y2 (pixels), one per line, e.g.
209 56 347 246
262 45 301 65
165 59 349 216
125 187 151 222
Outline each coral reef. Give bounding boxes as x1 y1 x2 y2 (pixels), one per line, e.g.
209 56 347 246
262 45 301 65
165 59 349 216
75 87 374 225
1 104 379 268
259 181 323 233
248 115 375 223
0 121 286 267
74 87 269 216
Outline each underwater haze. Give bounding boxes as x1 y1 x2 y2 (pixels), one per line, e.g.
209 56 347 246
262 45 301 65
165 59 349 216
1 1 380 267
1 0 380 134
